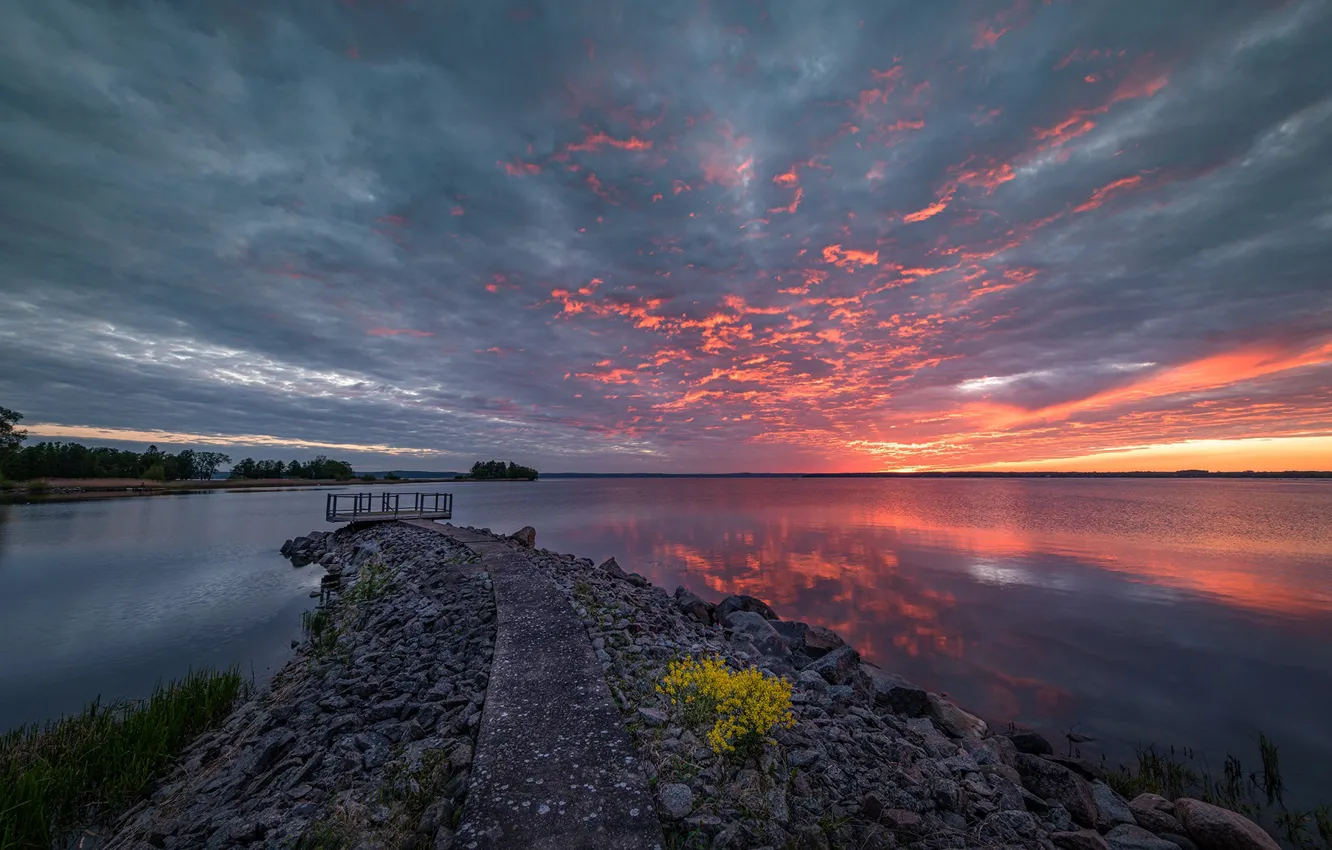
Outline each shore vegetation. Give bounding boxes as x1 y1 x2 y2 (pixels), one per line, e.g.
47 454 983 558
658 656 795 757
0 667 246 850
458 459 539 480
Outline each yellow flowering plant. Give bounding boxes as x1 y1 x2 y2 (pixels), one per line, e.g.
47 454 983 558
657 656 796 757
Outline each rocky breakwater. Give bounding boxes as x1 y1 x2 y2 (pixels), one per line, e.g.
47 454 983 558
103 524 496 850
479 540 1284 850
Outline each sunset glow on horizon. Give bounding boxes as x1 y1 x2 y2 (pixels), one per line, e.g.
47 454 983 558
1 1 1329 472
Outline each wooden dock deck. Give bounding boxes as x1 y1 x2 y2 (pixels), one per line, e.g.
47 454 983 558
326 492 452 523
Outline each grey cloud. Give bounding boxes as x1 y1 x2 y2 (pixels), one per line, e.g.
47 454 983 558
0 0 1329 470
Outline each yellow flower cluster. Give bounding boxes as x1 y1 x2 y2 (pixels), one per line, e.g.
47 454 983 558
657 656 796 756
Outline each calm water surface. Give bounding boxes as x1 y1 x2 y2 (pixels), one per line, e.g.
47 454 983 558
2 479 1330 799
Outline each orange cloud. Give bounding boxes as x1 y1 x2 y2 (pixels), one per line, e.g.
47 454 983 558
903 186 956 223
822 244 880 270
978 339 1332 428
1073 175 1144 212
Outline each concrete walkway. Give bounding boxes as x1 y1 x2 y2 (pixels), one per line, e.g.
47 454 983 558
404 522 663 850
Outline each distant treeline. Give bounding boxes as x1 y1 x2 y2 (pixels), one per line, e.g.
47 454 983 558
229 456 355 481
463 460 539 480
2 442 231 482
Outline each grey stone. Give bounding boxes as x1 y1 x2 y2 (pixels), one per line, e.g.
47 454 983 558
658 788 697 820
928 694 989 739
1173 798 1280 850
724 610 789 656
771 620 845 658
637 706 669 726
1105 823 1182 850
1129 794 1183 836
599 556 629 580
250 729 295 775
1015 752 1099 828
509 526 536 548
1093 781 1137 831
862 665 930 717
714 594 778 622
673 586 716 624
1006 729 1056 755
806 645 862 685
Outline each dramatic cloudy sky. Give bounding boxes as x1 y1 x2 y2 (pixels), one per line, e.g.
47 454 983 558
2 0 1331 472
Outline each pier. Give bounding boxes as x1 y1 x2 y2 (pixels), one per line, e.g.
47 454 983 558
324 491 452 523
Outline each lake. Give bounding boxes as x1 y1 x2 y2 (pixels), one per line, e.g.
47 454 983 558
2 478 1330 801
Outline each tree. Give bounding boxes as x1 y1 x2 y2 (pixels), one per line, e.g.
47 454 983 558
0 407 26 472
175 449 198 481
195 452 231 480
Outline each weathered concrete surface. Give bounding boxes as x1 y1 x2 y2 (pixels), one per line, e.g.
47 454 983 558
406 523 664 850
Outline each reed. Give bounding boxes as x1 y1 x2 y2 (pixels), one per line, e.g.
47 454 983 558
0 667 244 850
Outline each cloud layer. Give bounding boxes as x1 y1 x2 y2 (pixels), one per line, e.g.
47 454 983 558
2 0 1330 471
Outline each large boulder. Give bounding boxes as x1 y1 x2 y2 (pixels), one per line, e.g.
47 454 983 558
1173 798 1280 850
771 620 845 659
1128 794 1183 836
1006 729 1056 756
724 611 789 656
1014 752 1099 828
509 526 536 548
599 557 628 580
715 594 778 623
805 645 861 685
928 694 989 739
1104 824 1181 850
673 587 716 624
861 665 930 717
1092 781 1137 831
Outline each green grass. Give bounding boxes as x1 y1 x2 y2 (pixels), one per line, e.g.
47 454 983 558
0 667 245 850
342 559 395 607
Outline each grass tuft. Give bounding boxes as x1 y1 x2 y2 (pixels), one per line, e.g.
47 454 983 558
0 667 245 850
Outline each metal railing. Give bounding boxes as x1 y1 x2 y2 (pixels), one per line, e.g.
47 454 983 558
325 491 452 522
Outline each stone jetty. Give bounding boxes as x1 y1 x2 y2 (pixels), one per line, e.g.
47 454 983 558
95 522 1283 850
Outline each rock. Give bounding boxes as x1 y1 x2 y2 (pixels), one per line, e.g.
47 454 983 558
1129 794 1183 836
1105 823 1182 850
599 557 628 580
862 665 930 717
637 707 668 727
771 620 845 658
1045 754 1109 782
1092 781 1137 831
1161 834 1198 850
1014 752 1099 828
1053 830 1111 850
657 783 694 820
1006 729 1056 755
806 645 861 685
509 526 536 548
290 553 311 568
723 611 789 656
714 594 778 623
250 729 295 774
1173 798 1280 850
796 669 829 692
280 539 294 556
928 693 989 739
626 572 650 587
673 587 716 625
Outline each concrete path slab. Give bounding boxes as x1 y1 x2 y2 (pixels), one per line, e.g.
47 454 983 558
401 523 663 850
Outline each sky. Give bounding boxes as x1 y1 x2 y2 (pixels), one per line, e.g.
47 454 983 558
1 0 1331 473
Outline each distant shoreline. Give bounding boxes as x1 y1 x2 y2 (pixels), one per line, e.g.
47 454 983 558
0 477 453 502
540 470 1332 479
